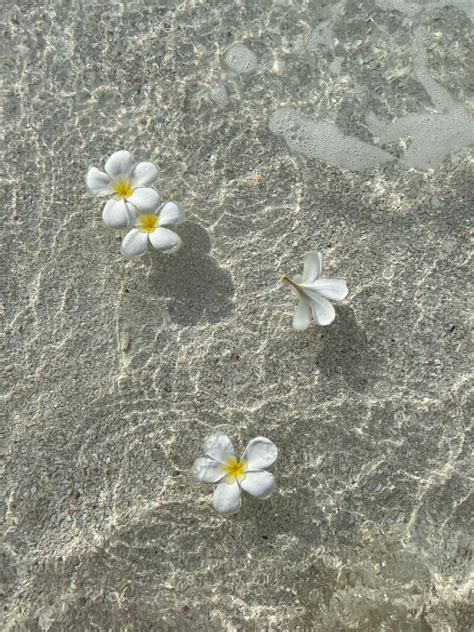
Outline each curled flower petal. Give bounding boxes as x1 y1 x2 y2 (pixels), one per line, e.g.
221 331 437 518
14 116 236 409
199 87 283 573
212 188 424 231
302 250 323 283
313 278 348 301
149 227 182 253
240 470 276 499
308 292 336 326
158 202 185 226
86 167 112 196
105 150 133 179
121 229 148 258
193 457 225 483
204 433 235 464
243 437 278 471
127 187 161 212
102 198 132 229
129 161 159 187
283 251 348 330
213 481 241 515
287 279 301 299
292 298 312 331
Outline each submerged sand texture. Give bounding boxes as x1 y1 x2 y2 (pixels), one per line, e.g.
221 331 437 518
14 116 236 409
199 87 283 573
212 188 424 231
2 1 473 630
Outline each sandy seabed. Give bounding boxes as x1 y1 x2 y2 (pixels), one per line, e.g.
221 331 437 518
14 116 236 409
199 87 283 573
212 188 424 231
2 1 473 630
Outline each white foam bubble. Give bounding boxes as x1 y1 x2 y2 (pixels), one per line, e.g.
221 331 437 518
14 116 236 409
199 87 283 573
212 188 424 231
224 44 258 74
308 22 336 53
366 27 474 170
209 84 228 108
269 108 394 171
375 0 473 21
307 19 344 75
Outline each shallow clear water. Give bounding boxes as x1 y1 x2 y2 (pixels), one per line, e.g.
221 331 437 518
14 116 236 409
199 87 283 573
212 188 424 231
2 1 473 630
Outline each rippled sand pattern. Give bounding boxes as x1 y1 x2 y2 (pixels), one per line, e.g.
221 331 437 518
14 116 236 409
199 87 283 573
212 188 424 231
2 1 473 630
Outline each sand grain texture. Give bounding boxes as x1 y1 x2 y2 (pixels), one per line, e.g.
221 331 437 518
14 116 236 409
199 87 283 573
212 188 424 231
2 1 473 630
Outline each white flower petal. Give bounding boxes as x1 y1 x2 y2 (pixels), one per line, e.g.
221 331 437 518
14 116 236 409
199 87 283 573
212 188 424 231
127 187 160 212
127 203 139 220
86 167 112 196
292 297 312 331
121 229 148 258
282 275 302 299
240 470 276 499
243 437 278 470
302 251 323 283
212 481 241 515
158 202 185 226
105 150 133 179
313 278 348 301
129 161 159 187
204 433 235 464
307 291 336 326
102 198 133 229
149 227 182 253
287 282 300 299
193 457 225 483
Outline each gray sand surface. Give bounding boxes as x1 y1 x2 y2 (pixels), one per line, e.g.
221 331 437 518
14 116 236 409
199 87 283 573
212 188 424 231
2 1 473 630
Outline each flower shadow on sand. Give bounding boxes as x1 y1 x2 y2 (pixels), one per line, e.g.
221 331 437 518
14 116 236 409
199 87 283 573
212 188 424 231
315 306 380 392
147 223 234 325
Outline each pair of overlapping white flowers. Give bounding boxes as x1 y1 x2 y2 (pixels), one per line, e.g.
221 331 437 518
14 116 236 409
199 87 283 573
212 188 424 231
86 150 184 258
87 151 350 515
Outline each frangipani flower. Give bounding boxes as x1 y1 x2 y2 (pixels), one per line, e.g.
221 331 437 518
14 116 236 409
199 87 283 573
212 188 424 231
86 150 160 229
193 432 278 515
281 250 348 330
121 202 185 258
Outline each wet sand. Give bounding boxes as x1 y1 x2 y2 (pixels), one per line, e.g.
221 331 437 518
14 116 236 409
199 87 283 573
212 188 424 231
2 1 473 629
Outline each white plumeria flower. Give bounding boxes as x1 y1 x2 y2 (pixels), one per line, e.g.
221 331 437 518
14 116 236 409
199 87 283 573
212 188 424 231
193 432 278 515
281 250 348 331
86 150 161 230
121 201 185 258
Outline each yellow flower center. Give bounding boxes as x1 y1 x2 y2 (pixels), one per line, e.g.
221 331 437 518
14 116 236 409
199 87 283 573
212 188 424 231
113 180 133 199
223 457 246 481
137 214 158 233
